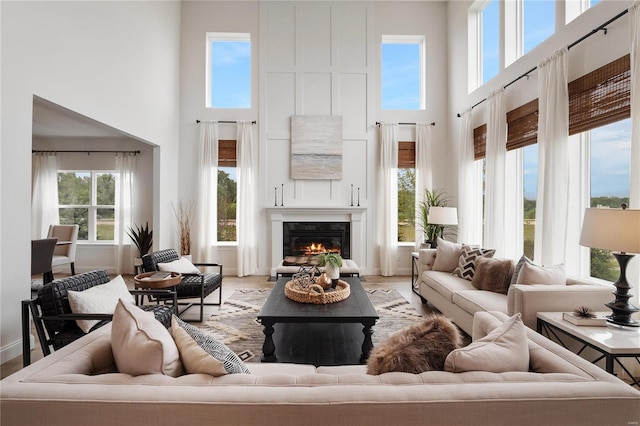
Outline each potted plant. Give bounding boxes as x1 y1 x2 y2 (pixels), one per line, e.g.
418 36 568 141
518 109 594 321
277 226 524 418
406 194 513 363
315 252 343 286
126 222 153 268
172 200 196 258
417 189 450 247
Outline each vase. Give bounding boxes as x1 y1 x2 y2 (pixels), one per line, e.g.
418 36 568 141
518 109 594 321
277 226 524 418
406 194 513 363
324 264 340 288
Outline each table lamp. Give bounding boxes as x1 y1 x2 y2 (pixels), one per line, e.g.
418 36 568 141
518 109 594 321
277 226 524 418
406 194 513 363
428 206 458 240
579 205 640 327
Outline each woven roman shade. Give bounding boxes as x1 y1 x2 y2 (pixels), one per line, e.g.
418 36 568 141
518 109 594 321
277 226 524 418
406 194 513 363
218 140 236 167
506 99 538 151
473 124 487 160
398 141 415 168
568 54 630 135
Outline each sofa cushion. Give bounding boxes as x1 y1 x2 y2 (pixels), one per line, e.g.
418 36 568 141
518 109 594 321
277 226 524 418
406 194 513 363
422 271 475 302
516 261 566 285
111 299 183 377
171 316 249 375
67 275 135 333
471 257 515 294
158 257 201 274
510 255 533 286
366 314 462 374
432 238 463 272
452 245 496 280
444 313 529 373
453 290 509 316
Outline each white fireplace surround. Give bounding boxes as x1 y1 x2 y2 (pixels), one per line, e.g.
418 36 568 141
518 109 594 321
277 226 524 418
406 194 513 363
267 207 367 277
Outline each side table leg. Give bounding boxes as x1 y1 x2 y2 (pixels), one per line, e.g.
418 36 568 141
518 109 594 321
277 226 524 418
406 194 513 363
360 320 375 363
261 321 277 362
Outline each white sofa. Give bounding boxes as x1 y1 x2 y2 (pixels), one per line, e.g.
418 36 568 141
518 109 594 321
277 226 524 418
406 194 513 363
2 311 638 426
418 248 614 334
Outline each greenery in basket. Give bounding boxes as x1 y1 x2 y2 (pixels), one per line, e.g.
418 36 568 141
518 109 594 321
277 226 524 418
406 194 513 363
126 222 153 257
315 252 343 269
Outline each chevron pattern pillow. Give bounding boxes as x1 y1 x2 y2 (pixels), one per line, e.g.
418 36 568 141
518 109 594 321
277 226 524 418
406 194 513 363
452 245 496 280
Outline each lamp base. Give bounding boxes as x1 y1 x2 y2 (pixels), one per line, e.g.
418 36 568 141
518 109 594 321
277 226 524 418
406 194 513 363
605 253 640 328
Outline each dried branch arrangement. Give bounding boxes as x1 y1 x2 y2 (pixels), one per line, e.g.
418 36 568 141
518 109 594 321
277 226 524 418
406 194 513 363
172 200 196 256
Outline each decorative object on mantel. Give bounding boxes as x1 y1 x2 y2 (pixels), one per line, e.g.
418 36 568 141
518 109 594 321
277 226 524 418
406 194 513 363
285 278 350 304
358 187 360 206
172 200 196 257
579 204 640 327
290 115 343 180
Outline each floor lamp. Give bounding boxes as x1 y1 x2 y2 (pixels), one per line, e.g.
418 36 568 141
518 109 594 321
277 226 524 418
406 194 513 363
579 205 640 327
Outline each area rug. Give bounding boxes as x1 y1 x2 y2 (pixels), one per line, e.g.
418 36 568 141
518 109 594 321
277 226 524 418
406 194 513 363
201 288 424 363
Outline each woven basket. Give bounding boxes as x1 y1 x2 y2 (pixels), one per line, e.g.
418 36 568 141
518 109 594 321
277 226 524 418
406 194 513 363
284 279 350 304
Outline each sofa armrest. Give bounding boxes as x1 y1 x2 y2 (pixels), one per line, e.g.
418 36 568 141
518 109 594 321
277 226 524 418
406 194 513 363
418 249 437 273
507 283 613 329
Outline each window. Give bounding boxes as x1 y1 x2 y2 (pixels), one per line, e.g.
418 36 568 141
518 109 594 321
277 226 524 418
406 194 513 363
522 144 538 260
480 0 499 84
589 119 631 281
206 33 251 109
58 171 116 241
218 140 237 242
566 0 600 24
523 0 555 54
398 142 416 242
381 36 425 110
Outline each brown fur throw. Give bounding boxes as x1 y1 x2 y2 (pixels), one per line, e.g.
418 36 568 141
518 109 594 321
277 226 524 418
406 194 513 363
366 314 462 375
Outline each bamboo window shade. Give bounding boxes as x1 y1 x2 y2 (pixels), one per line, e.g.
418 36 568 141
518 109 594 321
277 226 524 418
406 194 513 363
398 141 416 168
471 54 630 160
218 140 236 167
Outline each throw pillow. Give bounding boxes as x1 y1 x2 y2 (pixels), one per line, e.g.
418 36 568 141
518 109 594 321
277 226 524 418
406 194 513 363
366 314 462 375
111 299 183 377
158 257 201 275
510 255 534 286
451 245 496 280
471 257 515 294
516 261 566 285
444 313 529 373
171 316 250 375
432 238 463 272
67 275 135 333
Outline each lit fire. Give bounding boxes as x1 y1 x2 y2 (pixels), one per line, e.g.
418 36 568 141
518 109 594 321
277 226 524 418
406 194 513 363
301 243 340 256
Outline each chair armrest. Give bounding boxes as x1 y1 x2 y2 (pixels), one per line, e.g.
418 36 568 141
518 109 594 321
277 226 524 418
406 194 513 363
507 283 613 330
56 313 113 321
193 262 223 275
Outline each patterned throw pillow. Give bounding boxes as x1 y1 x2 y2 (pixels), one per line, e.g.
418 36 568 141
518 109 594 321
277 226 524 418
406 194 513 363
452 245 496 280
171 316 250 375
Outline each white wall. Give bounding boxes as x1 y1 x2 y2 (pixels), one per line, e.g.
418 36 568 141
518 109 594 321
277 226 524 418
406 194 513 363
178 1 449 276
1 1 182 362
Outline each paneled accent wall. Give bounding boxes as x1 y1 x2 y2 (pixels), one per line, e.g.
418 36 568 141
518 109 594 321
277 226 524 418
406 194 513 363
260 1 374 207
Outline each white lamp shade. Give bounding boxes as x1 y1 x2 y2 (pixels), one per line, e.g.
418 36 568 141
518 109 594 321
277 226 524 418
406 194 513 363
579 208 640 254
428 206 458 226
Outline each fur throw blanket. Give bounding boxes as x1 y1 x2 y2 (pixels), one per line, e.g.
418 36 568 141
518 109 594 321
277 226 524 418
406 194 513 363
367 314 462 375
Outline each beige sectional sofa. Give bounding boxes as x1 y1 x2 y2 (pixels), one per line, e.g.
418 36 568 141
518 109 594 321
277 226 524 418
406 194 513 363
2 311 639 426
418 248 614 334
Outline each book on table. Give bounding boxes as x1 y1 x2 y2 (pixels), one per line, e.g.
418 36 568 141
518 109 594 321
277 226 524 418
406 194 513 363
149 271 171 280
562 312 608 326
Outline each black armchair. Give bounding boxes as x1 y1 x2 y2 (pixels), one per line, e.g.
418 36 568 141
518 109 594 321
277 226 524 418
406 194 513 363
22 270 176 367
142 249 223 322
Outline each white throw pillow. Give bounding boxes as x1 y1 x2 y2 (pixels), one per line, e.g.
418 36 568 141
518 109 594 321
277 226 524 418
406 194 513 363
516 261 566 285
444 313 529 373
111 299 183 377
158 257 201 274
432 238 463 272
67 275 135 333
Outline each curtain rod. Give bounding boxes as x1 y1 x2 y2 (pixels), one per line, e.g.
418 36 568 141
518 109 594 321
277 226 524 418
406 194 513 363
32 150 140 154
196 120 257 124
375 122 435 126
456 8 629 118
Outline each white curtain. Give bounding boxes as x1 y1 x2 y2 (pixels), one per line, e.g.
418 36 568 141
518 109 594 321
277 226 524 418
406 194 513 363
483 89 507 256
236 121 258 277
534 48 569 266
114 152 136 274
31 152 59 238
457 109 483 245
628 0 640 305
379 123 398 276
196 121 219 262
414 122 433 247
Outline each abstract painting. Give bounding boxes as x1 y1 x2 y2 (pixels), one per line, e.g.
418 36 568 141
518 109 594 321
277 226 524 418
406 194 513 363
291 115 342 180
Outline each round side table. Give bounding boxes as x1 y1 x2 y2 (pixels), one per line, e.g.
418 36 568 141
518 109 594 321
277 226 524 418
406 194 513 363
133 272 182 309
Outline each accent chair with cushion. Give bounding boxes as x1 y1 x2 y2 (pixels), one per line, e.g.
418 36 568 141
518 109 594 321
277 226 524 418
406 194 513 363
142 249 223 322
22 269 175 367
30 238 58 292
47 224 79 275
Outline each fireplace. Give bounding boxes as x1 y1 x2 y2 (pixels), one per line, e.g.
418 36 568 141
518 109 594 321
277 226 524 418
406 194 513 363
283 222 351 259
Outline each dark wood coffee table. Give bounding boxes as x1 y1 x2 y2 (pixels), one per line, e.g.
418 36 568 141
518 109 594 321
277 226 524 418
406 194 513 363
257 277 378 364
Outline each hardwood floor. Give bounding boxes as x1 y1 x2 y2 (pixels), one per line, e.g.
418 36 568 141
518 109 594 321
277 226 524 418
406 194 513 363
1 274 439 380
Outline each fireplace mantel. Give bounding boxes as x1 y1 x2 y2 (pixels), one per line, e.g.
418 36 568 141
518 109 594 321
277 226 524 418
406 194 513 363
267 206 367 276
